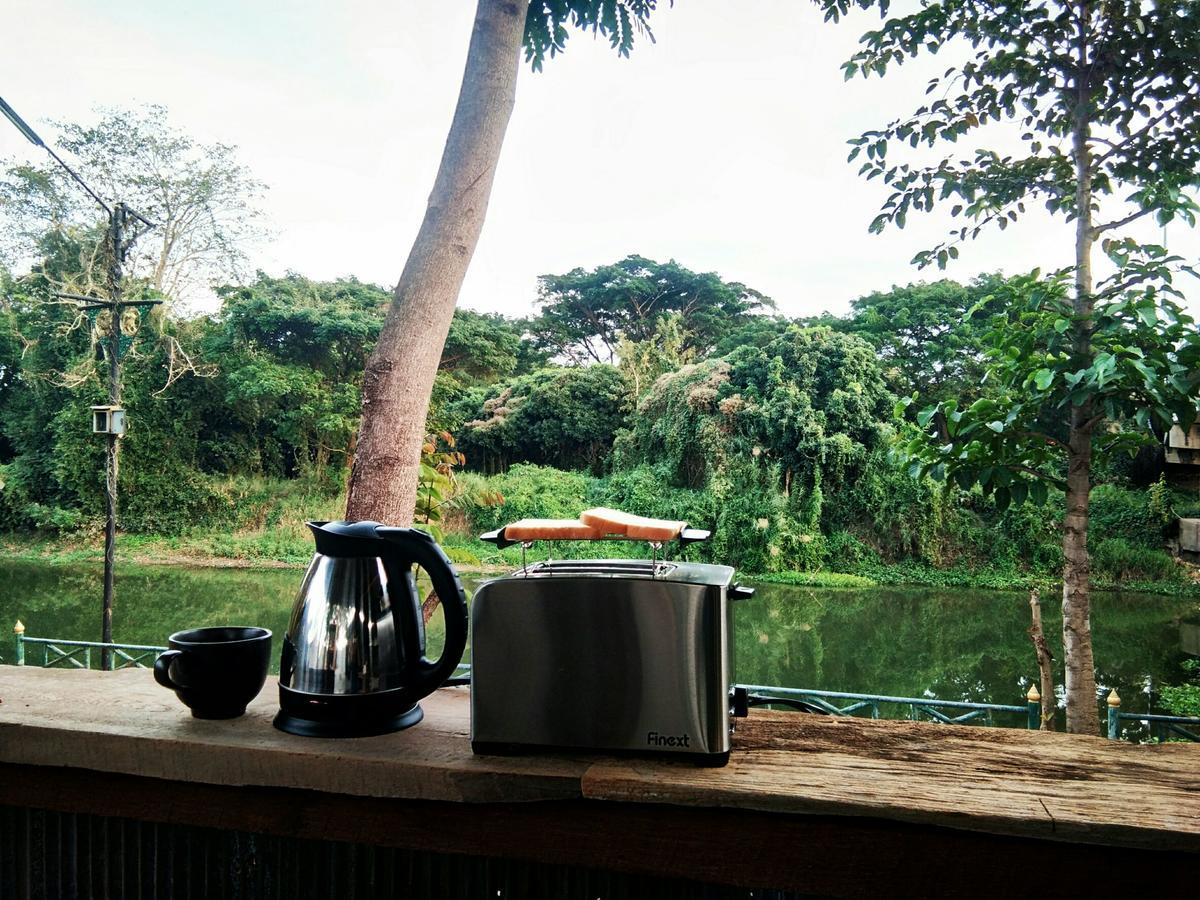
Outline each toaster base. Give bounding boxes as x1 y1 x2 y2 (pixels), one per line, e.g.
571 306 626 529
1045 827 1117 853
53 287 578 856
472 740 731 768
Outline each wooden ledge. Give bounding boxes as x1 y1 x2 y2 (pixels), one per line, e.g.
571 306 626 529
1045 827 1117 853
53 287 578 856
1 666 1198 854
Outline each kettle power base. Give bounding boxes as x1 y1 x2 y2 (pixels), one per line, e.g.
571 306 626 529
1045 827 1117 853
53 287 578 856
273 704 423 739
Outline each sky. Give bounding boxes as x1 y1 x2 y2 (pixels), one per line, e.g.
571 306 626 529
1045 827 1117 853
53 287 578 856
2 0 1198 320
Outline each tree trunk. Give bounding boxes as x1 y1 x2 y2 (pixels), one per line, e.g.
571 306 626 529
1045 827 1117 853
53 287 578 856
345 0 527 524
1062 0 1100 734
1027 589 1056 730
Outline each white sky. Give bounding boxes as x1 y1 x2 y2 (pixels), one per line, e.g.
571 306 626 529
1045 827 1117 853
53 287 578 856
2 0 1197 320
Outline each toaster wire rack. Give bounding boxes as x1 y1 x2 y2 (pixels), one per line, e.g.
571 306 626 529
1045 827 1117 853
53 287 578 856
479 526 712 576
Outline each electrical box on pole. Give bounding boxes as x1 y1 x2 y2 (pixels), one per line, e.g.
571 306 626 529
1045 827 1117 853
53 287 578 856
90 405 126 436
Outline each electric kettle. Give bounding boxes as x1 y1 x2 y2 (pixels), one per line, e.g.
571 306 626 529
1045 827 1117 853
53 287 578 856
273 520 468 737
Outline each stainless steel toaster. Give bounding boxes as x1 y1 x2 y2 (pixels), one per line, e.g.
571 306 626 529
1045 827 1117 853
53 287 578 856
469 558 753 766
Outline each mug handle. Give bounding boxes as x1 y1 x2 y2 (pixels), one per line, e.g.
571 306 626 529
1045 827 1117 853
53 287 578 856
154 649 184 690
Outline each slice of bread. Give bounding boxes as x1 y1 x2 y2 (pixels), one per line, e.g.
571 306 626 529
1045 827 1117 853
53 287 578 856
579 507 685 542
503 519 604 541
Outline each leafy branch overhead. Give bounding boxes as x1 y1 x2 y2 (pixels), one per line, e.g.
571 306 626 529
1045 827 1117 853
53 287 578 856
822 0 1200 269
524 0 668 71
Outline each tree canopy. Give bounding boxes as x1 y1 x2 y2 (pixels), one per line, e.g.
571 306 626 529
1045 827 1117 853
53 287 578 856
0 105 266 308
530 254 773 364
841 276 1006 408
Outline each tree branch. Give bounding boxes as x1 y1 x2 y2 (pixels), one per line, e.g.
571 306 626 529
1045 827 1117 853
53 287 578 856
1092 206 1153 237
1093 104 1179 166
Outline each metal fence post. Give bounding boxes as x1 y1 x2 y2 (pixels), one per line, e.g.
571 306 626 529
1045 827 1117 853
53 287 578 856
1107 689 1121 740
13 620 24 666
1026 684 1041 729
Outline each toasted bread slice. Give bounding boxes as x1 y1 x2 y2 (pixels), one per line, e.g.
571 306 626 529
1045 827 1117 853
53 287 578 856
503 519 604 542
578 507 632 535
579 507 685 542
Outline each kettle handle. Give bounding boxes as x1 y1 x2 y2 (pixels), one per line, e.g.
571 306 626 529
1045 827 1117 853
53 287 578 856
376 527 469 697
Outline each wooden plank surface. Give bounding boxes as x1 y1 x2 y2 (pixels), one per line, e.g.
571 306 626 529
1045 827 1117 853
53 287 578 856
1 666 1198 854
584 710 1200 851
0 666 589 803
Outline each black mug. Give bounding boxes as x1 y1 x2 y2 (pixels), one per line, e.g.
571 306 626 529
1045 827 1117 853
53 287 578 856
154 626 272 719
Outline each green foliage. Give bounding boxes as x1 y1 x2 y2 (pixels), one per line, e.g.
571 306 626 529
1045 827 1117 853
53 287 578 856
531 254 772 364
754 570 877 588
708 456 779 575
840 275 1007 412
898 270 1200 510
618 326 892 494
415 431 503 541
825 447 946 562
821 1 1200 267
1090 538 1180 584
590 463 718 528
1147 475 1173 527
467 464 596 533
617 311 696 402
1090 484 1171 548
1160 661 1200 719
458 365 630 474
523 1 666 72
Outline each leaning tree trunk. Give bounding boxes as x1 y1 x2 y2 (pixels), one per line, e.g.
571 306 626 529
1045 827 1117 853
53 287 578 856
345 0 527 524
1061 2 1100 735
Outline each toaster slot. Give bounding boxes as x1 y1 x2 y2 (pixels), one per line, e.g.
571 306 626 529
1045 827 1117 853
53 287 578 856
517 560 678 579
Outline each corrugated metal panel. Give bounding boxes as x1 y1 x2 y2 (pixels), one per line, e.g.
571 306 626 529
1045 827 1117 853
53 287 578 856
0 805 809 900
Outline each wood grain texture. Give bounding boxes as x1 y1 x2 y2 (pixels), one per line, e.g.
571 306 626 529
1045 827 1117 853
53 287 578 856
0 667 588 803
583 709 1200 851
1 667 1197 857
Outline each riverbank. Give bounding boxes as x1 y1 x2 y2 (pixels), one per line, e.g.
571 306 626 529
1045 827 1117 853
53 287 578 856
4 530 1200 597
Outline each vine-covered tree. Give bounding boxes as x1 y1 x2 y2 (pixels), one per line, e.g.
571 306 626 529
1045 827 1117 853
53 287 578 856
531 254 773 364
618 326 892 493
820 0 1200 732
346 1 667 525
457 364 630 474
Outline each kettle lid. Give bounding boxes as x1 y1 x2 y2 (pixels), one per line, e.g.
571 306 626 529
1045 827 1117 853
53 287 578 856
307 520 384 557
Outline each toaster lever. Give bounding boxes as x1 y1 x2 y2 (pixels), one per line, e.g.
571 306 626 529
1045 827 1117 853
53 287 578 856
731 686 749 718
729 584 755 602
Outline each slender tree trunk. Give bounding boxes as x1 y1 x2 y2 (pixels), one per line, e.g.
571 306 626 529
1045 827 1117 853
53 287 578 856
1062 0 1100 734
345 0 527 524
1028 589 1056 730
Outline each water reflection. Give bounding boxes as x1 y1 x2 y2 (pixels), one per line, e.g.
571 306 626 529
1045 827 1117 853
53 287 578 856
1 560 1194 721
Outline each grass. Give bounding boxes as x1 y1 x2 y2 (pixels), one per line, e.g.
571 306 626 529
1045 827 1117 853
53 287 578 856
6 526 1199 598
754 571 877 588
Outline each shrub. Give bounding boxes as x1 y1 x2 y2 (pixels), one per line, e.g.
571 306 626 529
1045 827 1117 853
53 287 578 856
1160 661 1200 718
467 464 597 533
1090 538 1179 583
824 530 880 572
590 464 719 529
1090 485 1168 548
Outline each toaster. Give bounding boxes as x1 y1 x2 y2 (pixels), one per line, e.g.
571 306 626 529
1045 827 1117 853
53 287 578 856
469 555 754 766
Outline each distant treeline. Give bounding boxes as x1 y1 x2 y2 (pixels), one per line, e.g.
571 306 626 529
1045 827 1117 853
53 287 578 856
0 252 1186 580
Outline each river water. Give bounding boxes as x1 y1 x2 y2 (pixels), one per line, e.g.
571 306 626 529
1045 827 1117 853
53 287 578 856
2 559 1196 724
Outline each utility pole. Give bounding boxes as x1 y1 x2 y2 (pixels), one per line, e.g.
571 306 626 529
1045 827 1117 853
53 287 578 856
1 96 157 668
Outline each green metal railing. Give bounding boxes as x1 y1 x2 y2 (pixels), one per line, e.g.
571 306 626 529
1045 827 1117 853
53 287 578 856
1106 689 1200 743
9 622 1200 741
10 620 165 671
739 682 1042 729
